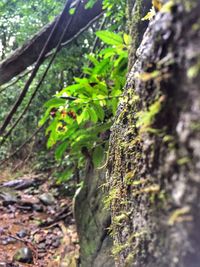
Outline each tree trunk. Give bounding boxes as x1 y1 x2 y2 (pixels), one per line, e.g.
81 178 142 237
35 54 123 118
107 0 200 266
75 169 114 267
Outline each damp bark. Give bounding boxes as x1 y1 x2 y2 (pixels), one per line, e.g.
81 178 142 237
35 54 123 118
107 0 200 266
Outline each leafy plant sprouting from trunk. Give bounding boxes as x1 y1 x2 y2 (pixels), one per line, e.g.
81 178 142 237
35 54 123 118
40 28 130 182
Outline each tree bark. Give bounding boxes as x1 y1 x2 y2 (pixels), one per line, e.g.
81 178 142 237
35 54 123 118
75 169 114 267
0 0 103 86
107 0 200 266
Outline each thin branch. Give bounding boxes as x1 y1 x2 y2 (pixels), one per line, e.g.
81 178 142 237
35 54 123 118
0 0 74 136
0 0 103 86
0 69 32 94
0 12 104 95
0 0 82 145
0 124 45 167
0 12 104 145
60 95 123 103
46 12 104 58
91 15 107 54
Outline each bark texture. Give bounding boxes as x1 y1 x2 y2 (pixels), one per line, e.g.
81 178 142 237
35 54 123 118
107 0 200 266
0 0 103 86
75 169 114 267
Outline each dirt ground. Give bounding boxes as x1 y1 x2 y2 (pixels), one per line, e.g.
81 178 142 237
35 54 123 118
0 172 79 267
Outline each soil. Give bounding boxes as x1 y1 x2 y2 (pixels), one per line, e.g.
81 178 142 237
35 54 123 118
0 173 79 267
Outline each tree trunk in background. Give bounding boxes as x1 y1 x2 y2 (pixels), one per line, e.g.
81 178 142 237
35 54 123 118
107 0 200 266
75 169 114 267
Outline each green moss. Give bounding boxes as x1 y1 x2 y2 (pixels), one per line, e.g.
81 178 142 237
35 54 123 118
125 253 135 266
192 20 200 31
124 171 135 184
168 206 191 226
112 231 148 261
132 184 160 197
190 122 200 131
135 70 161 81
136 96 164 130
182 0 197 12
103 187 121 209
177 157 190 165
113 211 131 225
187 60 200 79
112 243 130 256
163 134 174 143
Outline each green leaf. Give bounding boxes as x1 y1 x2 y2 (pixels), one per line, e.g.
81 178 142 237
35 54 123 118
57 168 73 184
92 146 104 167
96 30 123 46
44 98 66 108
93 58 110 75
55 142 68 161
85 0 97 9
71 134 96 150
110 98 118 115
123 33 131 45
99 47 116 57
58 84 81 96
39 108 51 126
92 103 105 121
69 8 75 15
77 108 90 124
87 54 99 66
88 107 98 123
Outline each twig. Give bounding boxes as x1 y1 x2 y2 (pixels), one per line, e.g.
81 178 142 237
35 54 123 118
0 69 32 94
46 12 104 58
0 0 75 136
39 205 72 228
0 0 83 145
39 211 73 228
91 15 107 54
0 123 45 167
0 12 103 95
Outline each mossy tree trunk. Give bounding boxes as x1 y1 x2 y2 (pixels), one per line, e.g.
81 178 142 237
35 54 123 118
107 0 200 266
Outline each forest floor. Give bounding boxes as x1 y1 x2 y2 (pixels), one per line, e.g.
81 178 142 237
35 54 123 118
0 169 79 267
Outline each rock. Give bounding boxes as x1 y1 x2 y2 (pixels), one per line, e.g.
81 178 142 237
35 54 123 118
0 263 19 267
33 204 43 212
17 229 28 238
39 193 55 206
6 237 16 244
37 242 46 250
0 179 24 188
52 239 60 248
2 239 8 245
0 189 19 206
13 247 33 264
1 177 44 190
38 252 46 259
45 237 52 246
0 227 5 235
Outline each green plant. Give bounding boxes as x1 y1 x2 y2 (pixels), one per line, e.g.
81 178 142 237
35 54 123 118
40 30 129 181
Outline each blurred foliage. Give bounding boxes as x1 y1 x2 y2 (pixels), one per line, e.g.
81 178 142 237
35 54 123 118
0 0 128 184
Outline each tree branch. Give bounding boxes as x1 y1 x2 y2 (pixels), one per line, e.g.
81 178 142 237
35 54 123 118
0 124 45 167
0 7 103 144
0 0 75 136
0 0 103 86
